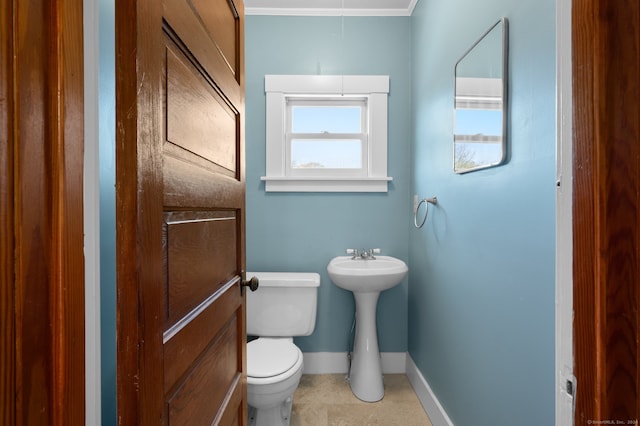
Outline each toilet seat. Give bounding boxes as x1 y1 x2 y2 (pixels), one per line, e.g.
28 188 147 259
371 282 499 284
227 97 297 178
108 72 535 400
248 338 301 379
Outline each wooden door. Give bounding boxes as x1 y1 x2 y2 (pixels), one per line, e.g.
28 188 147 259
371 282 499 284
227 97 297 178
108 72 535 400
573 0 640 424
116 0 247 424
1 0 85 424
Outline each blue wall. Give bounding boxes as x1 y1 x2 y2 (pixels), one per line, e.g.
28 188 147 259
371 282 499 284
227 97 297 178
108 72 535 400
245 16 412 352
98 0 117 423
409 0 556 425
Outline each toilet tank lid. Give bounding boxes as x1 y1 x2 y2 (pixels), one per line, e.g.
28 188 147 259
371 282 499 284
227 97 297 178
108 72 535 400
245 272 320 288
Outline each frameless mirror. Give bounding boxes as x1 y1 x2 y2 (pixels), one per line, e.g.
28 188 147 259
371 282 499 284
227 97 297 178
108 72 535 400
454 18 508 174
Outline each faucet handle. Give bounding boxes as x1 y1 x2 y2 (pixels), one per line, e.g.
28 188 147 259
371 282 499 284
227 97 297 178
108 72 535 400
346 248 359 259
369 248 381 259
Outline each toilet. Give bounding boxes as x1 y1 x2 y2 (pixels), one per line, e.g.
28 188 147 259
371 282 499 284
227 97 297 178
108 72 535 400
245 272 320 426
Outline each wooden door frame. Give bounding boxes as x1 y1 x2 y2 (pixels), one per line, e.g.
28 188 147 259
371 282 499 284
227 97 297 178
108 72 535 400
573 0 640 424
0 1 14 421
1 0 85 424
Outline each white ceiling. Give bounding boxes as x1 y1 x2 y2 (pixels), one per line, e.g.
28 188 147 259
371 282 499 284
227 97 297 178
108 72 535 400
244 0 418 16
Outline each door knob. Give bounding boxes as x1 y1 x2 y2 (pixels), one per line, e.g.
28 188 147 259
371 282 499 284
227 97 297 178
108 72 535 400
242 276 259 292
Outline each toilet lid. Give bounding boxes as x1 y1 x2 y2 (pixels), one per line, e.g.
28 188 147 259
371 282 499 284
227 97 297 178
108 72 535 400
247 339 301 378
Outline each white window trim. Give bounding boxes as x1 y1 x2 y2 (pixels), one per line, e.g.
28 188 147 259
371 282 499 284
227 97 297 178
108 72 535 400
262 75 392 192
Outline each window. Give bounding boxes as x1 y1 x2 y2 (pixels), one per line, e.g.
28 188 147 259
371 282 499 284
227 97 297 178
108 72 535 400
288 98 367 175
262 75 391 192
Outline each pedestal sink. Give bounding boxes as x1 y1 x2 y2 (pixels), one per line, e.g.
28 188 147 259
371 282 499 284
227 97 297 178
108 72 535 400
327 255 408 402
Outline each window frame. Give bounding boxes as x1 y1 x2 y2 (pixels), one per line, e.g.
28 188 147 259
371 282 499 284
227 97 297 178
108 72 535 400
262 75 391 192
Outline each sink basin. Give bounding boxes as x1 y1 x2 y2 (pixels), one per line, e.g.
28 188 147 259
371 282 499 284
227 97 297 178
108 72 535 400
327 256 408 292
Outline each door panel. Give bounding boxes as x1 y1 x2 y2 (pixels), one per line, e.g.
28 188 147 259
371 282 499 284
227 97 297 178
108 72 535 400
165 212 237 324
190 0 239 75
164 0 242 106
161 23 246 421
116 0 246 423
163 277 242 393
166 316 241 426
166 45 238 174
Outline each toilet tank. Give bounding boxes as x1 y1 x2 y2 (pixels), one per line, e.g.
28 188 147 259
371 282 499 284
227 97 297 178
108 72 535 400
245 272 320 337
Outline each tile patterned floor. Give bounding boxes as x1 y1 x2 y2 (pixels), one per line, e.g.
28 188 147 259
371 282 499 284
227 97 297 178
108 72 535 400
290 374 433 426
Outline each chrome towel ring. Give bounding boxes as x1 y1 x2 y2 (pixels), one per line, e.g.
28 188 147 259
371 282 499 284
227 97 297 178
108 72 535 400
414 197 438 229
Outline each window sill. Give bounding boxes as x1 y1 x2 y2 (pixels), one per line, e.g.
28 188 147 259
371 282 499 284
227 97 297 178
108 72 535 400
260 176 392 192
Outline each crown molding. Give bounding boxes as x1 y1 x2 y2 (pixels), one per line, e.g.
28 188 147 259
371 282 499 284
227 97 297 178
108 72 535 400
245 0 418 16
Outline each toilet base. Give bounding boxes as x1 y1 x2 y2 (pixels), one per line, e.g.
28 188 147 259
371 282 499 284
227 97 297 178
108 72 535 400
248 396 294 426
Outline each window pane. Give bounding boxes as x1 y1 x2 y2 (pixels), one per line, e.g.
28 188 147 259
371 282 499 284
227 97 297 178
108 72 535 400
291 139 362 169
291 106 362 133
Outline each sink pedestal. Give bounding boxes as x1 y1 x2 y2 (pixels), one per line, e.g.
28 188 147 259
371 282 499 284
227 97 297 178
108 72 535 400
349 291 384 402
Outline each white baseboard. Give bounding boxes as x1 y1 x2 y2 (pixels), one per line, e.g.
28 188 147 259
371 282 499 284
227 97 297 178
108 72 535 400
405 354 454 426
302 352 407 374
302 352 349 374
381 352 407 373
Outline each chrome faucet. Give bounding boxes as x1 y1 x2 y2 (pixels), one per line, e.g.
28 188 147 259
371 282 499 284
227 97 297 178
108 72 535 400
360 248 381 259
346 248 381 260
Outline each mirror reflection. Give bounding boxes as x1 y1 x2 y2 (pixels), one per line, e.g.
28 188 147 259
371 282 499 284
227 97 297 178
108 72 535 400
454 18 508 174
